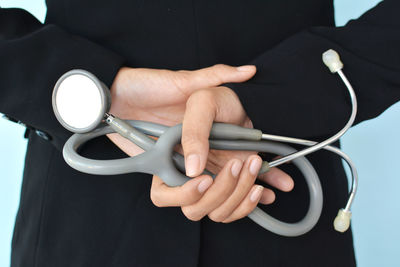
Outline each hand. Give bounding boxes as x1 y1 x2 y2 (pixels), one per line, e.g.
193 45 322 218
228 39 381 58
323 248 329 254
107 65 293 223
152 86 294 223
108 65 255 156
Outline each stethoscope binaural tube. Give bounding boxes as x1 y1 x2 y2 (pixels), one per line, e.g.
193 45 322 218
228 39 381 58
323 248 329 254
52 49 358 236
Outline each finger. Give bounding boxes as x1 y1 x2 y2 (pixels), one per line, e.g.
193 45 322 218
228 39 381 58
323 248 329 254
180 159 241 221
182 90 217 177
106 133 145 157
150 175 213 207
257 167 294 192
259 187 276 205
208 155 262 222
222 184 264 223
181 64 256 91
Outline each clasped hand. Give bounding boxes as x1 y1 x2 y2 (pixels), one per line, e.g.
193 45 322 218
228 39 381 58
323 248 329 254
107 64 293 223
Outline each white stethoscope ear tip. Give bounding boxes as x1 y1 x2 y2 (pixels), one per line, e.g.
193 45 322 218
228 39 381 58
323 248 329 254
333 209 352 233
323 49 344 73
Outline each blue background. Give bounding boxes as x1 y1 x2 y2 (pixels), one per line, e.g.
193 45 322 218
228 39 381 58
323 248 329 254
0 0 398 266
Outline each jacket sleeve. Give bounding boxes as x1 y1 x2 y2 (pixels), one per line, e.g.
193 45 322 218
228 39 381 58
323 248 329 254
225 0 400 138
0 8 125 148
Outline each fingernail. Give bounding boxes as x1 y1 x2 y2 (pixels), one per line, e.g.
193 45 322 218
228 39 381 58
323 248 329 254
250 185 263 202
249 157 262 175
236 65 254 72
186 154 200 177
231 160 242 177
198 179 212 193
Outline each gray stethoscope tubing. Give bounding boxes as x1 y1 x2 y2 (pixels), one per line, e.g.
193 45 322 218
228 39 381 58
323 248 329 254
54 49 357 236
64 120 322 236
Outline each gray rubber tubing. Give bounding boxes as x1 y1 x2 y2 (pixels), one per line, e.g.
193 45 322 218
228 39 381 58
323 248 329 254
210 139 322 236
63 121 322 237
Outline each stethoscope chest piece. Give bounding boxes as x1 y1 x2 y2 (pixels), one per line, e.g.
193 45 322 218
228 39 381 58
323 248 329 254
52 69 111 133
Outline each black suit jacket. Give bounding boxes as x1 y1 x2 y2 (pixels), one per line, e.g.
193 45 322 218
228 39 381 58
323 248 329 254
1 1 399 266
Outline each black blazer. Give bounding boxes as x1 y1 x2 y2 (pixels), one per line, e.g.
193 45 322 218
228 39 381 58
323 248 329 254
1 1 399 266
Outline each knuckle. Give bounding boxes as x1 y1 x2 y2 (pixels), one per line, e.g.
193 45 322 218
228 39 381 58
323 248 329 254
214 178 236 197
242 202 257 216
208 211 226 223
180 187 198 205
212 64 226 71
181 133 207 148
222 216 237 224
181 132 197 144
187 90 218 113
150 190 164 207
224 207 252 222
243 204 254 215
188 89 214 104
220 189 234 201
181 207 204 221
220 183 234 196
204 65 226 84
181 135 198 150
211 64 231 83
213 64 230 73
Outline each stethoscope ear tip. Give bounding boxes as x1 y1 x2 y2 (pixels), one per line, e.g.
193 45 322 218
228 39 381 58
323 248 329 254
323 49 344 73
333 208 352 233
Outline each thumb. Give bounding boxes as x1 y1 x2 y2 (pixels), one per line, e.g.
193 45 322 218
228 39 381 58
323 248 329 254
181 64 256 92
150 175 213 207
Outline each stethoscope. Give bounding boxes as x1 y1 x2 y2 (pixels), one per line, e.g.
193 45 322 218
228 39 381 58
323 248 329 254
52 49 358 237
